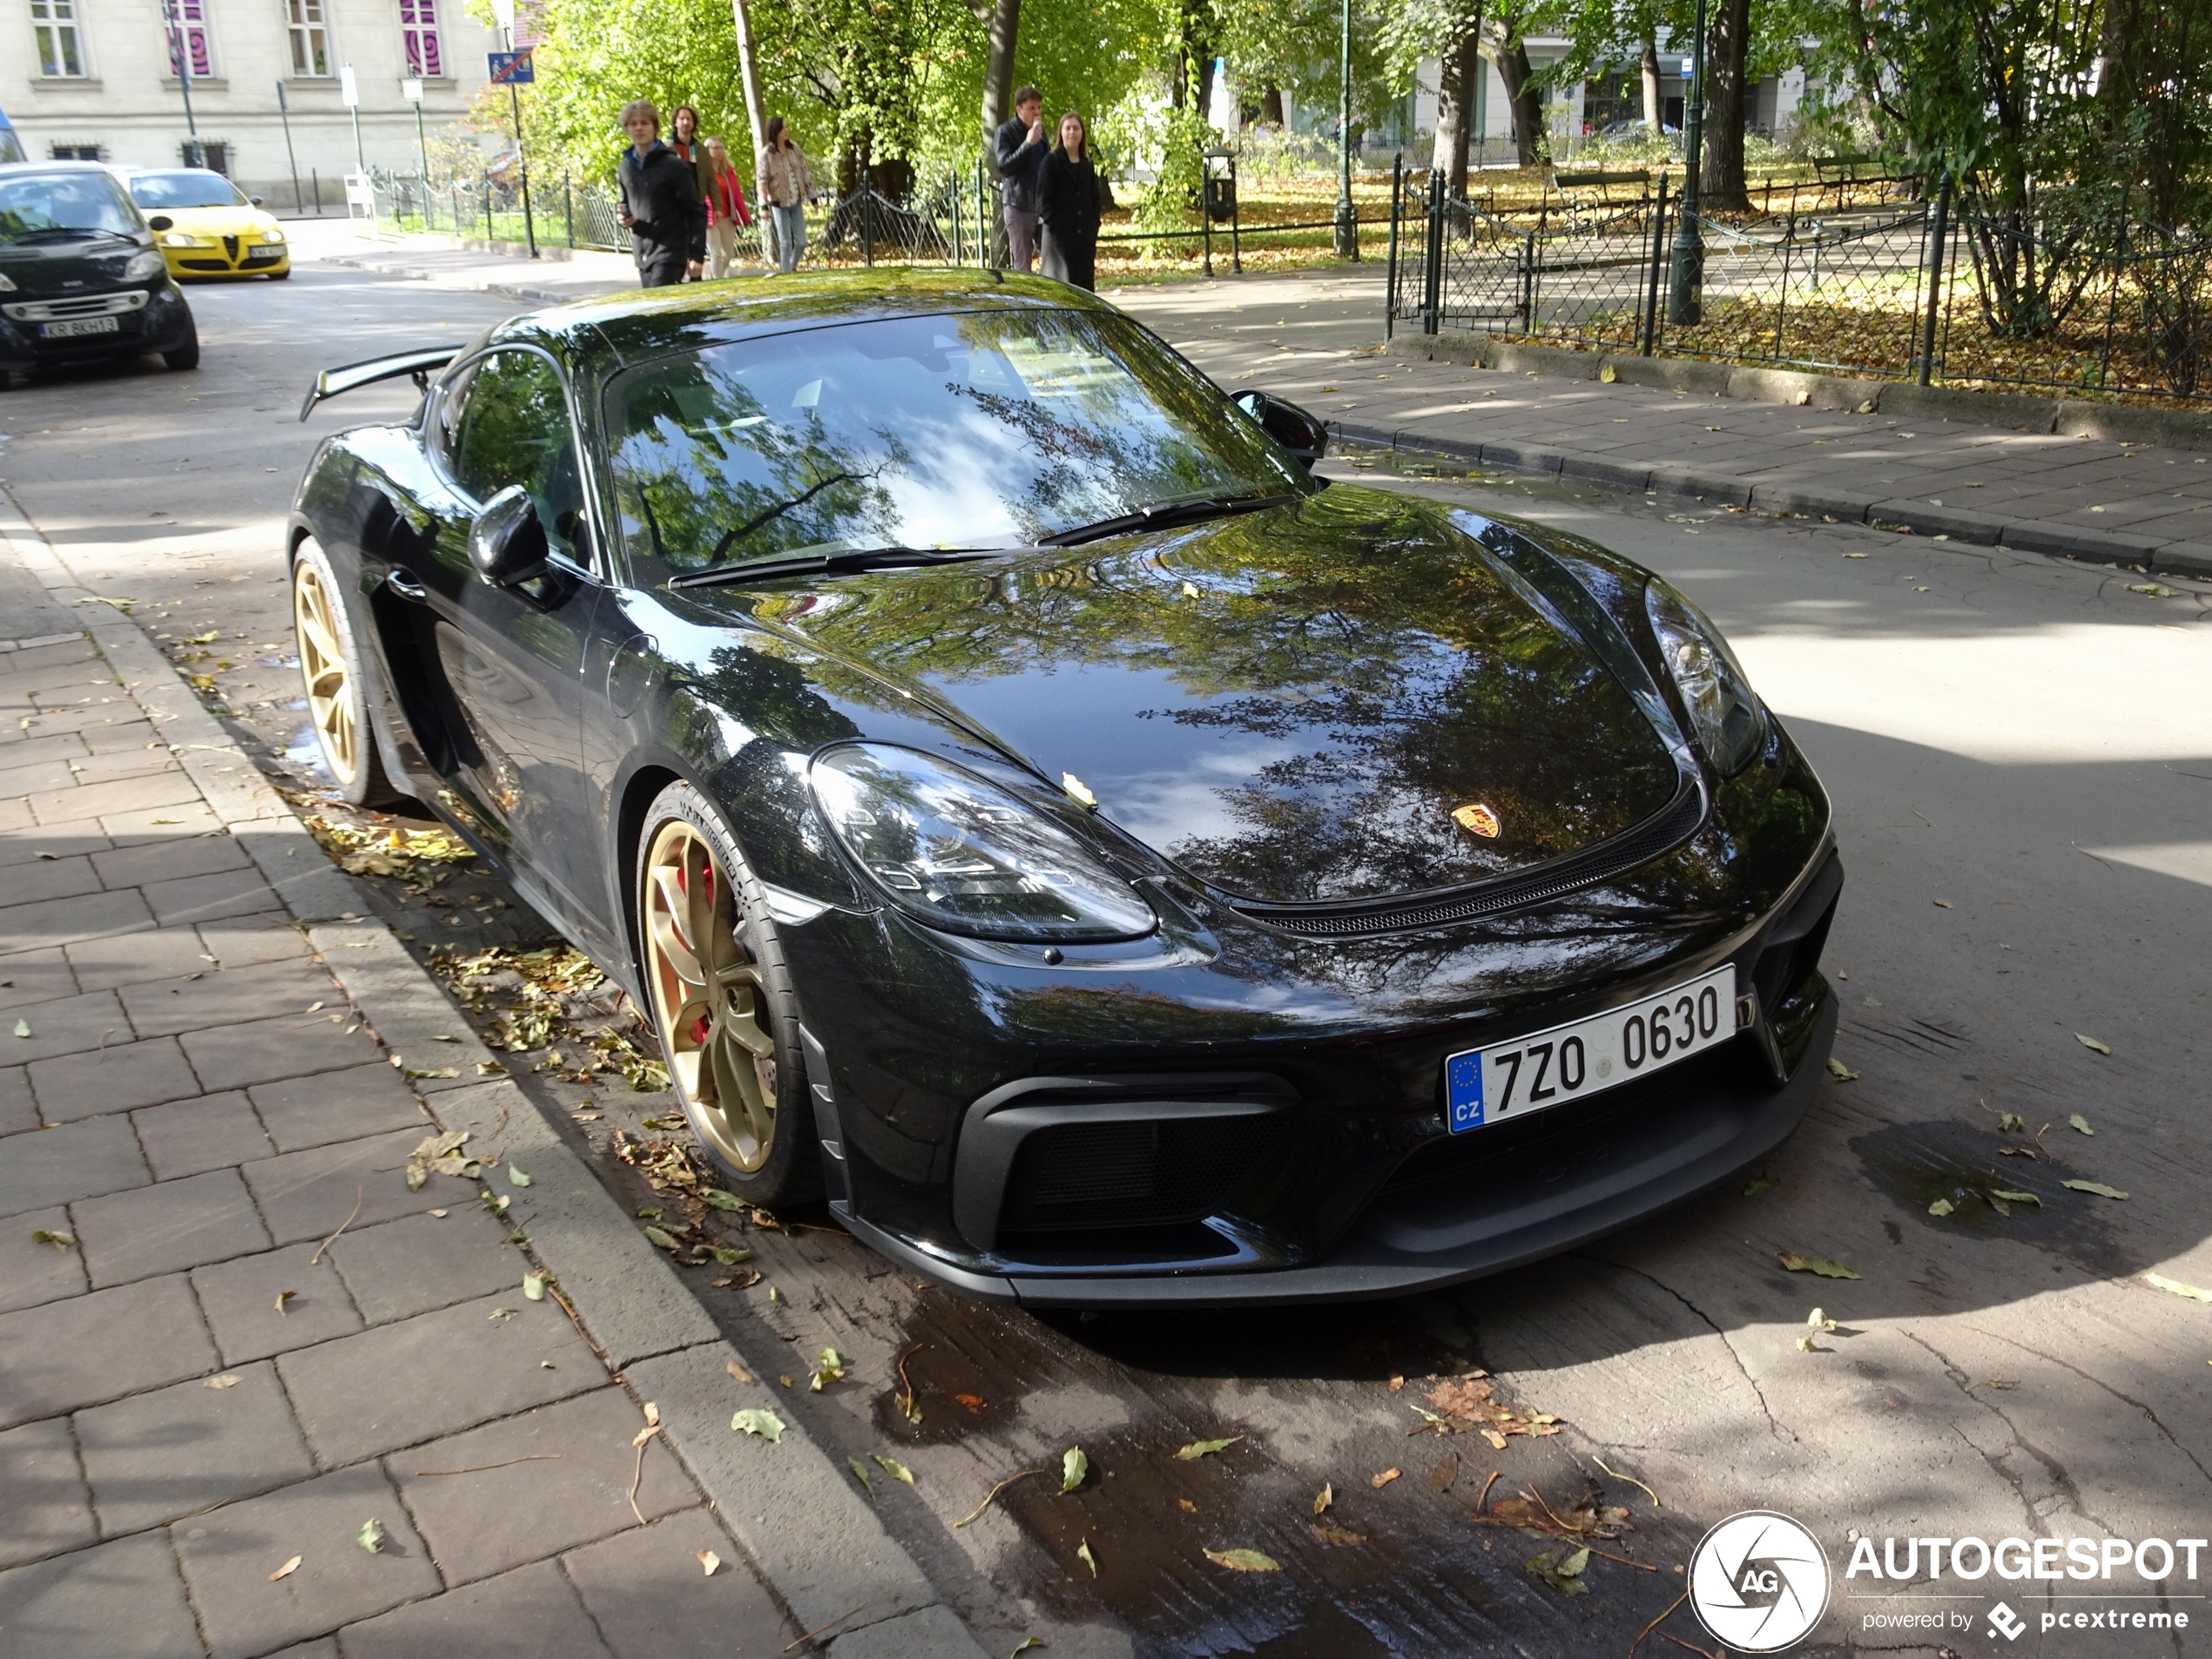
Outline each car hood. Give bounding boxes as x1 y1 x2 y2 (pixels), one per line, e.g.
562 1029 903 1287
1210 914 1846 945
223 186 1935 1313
0 236 150 297
728 486 1686 906
158 206 277 239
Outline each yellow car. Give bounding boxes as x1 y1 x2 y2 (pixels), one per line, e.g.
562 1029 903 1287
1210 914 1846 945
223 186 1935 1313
118 167 290 280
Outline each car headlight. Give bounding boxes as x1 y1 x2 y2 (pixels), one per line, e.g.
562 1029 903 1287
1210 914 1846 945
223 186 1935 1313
810 744 1157 942
262 228 287 245
0 272 15 293
159 233 196 247
125 249 168 280
1644 579 1766 776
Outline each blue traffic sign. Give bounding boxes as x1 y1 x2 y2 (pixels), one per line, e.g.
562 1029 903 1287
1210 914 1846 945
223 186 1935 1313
487 49 534 84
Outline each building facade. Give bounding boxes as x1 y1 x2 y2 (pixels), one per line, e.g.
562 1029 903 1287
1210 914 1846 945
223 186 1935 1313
3 0 502 205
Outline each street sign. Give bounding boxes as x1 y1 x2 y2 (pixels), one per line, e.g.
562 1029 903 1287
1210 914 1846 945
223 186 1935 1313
487 50 534 85
340 64 359 106
401 77 423 103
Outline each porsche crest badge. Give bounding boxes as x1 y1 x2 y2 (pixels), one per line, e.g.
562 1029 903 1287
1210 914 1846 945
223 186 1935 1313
1452 802 1501 839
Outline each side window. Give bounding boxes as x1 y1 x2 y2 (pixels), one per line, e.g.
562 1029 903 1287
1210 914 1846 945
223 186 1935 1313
444 348 590 564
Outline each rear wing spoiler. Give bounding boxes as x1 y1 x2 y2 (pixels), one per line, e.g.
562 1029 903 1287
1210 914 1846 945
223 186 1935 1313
299 348 459 422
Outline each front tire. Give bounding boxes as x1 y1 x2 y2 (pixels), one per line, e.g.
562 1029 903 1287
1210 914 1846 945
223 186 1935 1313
291 536 401 806
162 319 200 371
636 781 820 1205
267 266 292 280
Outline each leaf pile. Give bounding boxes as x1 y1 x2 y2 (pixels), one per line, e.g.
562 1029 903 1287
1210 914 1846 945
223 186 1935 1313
429 945 671 1091
1422 1375 1562 1449
404 1130 478 1191
615 1135 763 1271
301 815 478 890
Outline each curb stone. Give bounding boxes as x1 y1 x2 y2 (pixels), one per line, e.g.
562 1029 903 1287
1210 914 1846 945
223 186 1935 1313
1332 419 2212 581
0 485 989 1659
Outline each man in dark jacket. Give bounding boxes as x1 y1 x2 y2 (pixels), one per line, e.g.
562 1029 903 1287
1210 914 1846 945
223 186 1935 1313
991 85 1047 271
617 99 705 287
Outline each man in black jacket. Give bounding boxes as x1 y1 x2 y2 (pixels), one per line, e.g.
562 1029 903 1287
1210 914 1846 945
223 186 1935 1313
616 99 705 287
991 85 1047 272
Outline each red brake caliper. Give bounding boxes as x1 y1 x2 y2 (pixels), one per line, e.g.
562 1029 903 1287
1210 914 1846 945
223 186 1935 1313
677 855 712 1048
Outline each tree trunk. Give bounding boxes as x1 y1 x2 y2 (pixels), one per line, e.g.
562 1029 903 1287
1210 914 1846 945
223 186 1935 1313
1701 0 1751 212
1433 22 1483 199
729 0 770 185
1259 84 1284 126
1640 33 1661 133
1487 31 1546 167
979 0 1020 155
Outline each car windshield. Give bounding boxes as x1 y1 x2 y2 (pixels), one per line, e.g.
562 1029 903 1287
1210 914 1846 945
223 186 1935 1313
604 307 1308 580
127 170 250 210
0 172 138 244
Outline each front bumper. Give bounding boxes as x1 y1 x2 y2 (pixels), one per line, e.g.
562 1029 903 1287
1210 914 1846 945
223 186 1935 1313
165 243 288 278
0 284 194 367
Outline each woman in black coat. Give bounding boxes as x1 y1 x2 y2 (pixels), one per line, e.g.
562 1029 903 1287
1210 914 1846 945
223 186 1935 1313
1038 111 1102 291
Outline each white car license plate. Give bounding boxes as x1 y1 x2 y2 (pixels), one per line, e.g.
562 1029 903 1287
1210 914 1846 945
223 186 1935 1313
1445 964 1738 1132
40 316 120 339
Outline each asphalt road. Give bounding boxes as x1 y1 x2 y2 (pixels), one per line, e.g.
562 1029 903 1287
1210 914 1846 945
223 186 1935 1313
4 253 2209 1659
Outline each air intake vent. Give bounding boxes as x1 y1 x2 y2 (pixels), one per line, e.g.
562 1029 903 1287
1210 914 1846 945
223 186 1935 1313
1002 1113 1286 1232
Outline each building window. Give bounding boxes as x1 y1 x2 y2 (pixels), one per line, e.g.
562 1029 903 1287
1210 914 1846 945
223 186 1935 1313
30 0 85 76
161 0 214 78
400 0 442 77
287 0 329 74
50 142 105 158
182 139 232 173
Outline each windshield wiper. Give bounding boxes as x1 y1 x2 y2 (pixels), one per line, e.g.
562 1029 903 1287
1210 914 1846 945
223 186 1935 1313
8 226 126 245
668 546 996 590
1041 490 1293 547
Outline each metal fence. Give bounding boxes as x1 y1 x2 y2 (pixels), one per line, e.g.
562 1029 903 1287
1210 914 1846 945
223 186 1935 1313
1386 161 2212 402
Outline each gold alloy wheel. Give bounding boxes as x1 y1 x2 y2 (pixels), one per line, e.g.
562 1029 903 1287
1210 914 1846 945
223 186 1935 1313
642 817 780 1172
293 557 358 785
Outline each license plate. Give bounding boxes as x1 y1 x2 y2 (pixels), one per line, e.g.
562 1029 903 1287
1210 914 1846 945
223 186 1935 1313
1445 964 1738 1132
40 316 120 339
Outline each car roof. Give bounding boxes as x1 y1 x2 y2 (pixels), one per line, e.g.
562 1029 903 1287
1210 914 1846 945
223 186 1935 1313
0 160 126 177
493 267 1119 368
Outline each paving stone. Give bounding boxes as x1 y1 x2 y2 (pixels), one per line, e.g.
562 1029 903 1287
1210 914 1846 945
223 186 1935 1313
0 1275 216 1427
564 1507 795 1659
133 1091 273 1181
143 867 282 927
27 772 203 829
199 914 312 967
327 1208 522 1325
191 1242 363 1366
338 1560 614 1659
264 1643 337 1659
0 988 128 1064
251 1062 428 1155
279 1291 594 1466
0 948 78 1015
0 1204 89 1313
0 822 109 871
169 1462 440 1659
63 749 179 789
0 1065 32 1136
78 719 160 755
0 887 154 952
120 959 338 1042
241 1127 457 1247
0 1417 97 1569
77 1360 314 1537
0 763 99 802
75 1167 271 1288
30 1035 201 1123
181 1009 384 1094
0 853 100 906
0 1115 149 1218
0 1530 203 1659
92 833 252 891
63 927 214 993
102 801 223 846
394 1387 692 1585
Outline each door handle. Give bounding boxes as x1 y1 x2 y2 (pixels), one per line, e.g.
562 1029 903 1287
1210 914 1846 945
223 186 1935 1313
384 570 429 603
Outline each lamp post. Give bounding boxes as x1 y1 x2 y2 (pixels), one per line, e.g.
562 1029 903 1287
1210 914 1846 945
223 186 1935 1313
1332 0 1357 257
341 64 365 172
277 79 302 210
1665 0 1708 324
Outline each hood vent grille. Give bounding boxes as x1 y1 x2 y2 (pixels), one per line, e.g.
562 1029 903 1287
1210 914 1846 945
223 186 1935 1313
1223 773 1708 939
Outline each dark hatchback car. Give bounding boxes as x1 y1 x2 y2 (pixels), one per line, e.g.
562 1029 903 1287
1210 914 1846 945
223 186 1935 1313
0 162 199 378
289 271 1841 1306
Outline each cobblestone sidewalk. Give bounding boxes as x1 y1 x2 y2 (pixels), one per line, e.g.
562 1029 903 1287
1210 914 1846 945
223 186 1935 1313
0 512 976 1657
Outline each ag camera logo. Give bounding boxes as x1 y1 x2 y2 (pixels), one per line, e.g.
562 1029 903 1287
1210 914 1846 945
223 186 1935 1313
1689 1510 1831 1652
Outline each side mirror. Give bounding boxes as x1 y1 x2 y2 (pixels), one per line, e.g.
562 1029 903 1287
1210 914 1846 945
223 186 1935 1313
468 485 550 587
249 195 265 206
147 215 174 232
1231 388 1329 469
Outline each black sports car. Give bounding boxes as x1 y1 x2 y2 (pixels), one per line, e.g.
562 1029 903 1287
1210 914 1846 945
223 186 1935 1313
289 270 1840 1305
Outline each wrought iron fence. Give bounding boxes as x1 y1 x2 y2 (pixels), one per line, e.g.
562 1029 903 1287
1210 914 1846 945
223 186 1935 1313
1386 160 2212 402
